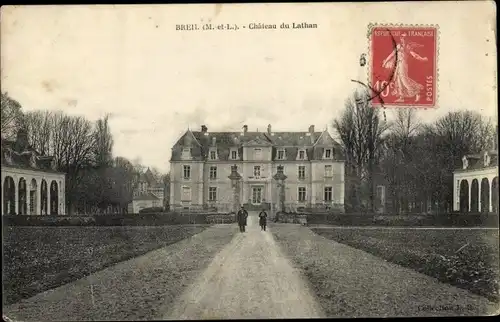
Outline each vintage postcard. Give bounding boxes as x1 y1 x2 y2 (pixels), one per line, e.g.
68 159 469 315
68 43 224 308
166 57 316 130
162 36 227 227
1 2 498 320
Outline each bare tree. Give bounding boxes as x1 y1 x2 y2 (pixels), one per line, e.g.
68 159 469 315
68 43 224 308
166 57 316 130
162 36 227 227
93 114 114 167
1 92 24 140
382 109 422 212
24 110 53 155
333 89 389 211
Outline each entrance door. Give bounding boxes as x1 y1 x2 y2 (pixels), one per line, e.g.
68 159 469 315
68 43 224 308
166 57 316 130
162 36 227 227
252 187 262 204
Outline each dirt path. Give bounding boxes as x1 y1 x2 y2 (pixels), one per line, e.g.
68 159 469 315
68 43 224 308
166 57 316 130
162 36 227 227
164 212 324 320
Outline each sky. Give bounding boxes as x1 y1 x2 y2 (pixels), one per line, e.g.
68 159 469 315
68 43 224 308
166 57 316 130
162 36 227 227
1 2 497 173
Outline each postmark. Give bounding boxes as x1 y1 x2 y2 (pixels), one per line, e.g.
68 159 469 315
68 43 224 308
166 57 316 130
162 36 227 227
368 24 439 108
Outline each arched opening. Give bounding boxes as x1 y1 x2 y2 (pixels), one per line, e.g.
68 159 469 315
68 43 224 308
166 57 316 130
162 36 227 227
459 180 469 212
492 177 499 213
3 176 16 215
18 178 27 215
480 178 490 213
470 179 479 212
41 180 48 215
30 179 38 215
50 180 58 215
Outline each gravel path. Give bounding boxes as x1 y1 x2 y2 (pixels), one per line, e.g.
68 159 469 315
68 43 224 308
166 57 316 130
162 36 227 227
164 213 324 320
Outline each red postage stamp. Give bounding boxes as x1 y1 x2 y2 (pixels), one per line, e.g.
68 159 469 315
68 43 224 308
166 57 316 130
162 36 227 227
369 24 438 108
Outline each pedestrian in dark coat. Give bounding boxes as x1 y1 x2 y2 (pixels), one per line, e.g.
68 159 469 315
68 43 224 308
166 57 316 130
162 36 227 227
258 209 268 231
237 206 248 232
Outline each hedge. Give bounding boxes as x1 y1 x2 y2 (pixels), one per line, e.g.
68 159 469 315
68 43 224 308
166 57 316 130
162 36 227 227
2 212 234 227
304 212 499 227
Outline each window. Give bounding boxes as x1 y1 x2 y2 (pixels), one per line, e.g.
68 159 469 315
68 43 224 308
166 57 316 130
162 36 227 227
252 187 262 204
209 187 217 201
183 165 191 179
298 166 305 179
231 150 238 160
181 148 191 159
299 150 305 160
324 187 333 201
254 148 262 159
277 149 285 160
210 150 217 160
254 166 261 178
484 153 490 166
209 166 217 179
325 165 333 177
181 187 191 201
298 187 306 202
325 149 332 159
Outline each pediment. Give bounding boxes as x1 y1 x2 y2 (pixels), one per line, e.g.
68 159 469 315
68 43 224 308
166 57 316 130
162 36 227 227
242 136 273 147
314 131 335 146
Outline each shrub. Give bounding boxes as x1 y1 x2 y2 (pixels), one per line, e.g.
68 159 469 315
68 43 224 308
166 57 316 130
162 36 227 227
139 207 164 214
304 212 499 227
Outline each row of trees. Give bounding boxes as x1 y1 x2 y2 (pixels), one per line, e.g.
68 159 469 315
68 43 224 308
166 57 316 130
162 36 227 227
334 89 496 214
1 92 168 214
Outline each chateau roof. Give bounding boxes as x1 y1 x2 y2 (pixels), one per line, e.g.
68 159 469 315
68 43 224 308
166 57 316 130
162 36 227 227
1 138 63 174
170 127 344 162
457 149 498 172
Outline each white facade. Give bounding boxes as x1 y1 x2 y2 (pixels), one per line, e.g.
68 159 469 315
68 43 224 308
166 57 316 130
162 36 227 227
169 125 345 213
453 151 499 212
1 166 66 215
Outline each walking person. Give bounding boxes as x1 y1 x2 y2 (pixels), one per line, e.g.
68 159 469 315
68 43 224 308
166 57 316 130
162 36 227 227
237 206 248 233
259 208 268 231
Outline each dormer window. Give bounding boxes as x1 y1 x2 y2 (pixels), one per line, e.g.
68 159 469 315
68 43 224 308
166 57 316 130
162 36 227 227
4 150 12 164
277 149 285 160
484 152 490 166
230 149 239 160
181 147 192 159
298 150 306 160
324 148 332 159
30 153 37 168
254 148 262 160
209 149 218 160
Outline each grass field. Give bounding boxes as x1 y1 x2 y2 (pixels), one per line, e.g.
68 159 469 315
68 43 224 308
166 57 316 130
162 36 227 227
311 227 499 302
2 225 209 306
3 225 239 321
271 224 498 317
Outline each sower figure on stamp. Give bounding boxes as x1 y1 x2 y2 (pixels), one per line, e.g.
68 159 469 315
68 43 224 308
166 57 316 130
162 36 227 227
258 208 268 231
237 206 248 233
381 34 428 103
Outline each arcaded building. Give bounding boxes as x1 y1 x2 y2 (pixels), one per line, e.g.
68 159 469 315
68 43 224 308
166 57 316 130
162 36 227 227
1 129 66 215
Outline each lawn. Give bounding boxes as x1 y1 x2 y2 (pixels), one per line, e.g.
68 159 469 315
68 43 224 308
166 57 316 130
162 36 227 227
271 224 498 317
311 227 499 302
2 225 209 306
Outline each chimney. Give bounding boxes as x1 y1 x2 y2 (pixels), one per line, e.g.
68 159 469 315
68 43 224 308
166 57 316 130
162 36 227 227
16 128 29 152
212 137 216 146
308 125 315 142
267 124 272 135
201 125 208 133
243 125 248 134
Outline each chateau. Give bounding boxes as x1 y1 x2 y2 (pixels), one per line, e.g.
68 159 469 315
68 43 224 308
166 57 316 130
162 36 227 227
128 168 165 213
169 124 345 213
